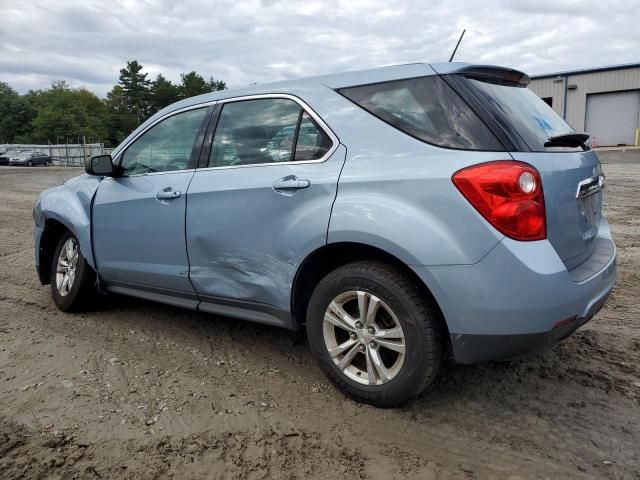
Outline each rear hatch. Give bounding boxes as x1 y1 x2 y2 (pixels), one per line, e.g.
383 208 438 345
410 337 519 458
443 66 603 270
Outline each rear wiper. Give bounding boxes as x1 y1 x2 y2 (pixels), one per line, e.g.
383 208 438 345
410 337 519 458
544 132 590 148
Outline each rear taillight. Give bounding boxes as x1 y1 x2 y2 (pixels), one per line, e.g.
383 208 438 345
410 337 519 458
452 161 546 241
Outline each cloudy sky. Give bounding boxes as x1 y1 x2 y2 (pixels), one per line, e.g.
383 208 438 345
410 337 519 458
1 0 638 96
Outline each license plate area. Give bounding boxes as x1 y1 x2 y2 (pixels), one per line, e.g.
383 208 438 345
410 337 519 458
577 190 601 241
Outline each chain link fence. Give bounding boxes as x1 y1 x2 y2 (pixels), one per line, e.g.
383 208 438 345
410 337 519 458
0 143 109 166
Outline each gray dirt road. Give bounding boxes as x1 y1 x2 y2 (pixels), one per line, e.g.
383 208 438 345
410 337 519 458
0 152 639 479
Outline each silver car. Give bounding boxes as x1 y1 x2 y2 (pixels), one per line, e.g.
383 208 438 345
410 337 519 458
9 150 52 166
33 63 616 406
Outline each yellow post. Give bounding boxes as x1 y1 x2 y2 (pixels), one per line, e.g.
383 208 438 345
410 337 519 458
636 128 639 147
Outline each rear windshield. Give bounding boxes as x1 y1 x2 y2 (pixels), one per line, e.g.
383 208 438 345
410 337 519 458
466 78 577 152
338 76 504 151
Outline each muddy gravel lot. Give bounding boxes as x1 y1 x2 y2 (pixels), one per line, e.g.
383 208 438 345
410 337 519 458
0 151 639 479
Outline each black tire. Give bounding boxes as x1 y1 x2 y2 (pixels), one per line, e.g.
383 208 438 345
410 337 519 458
50 231 98 312
27 160 33 167
306 261 442 407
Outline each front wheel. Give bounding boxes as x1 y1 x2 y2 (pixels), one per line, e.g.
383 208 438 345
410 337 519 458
50 231 98 312
306 261 442 407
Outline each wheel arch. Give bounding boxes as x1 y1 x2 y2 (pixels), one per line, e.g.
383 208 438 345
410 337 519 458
291 241 451 352
38 218 70 285
34 177 100 284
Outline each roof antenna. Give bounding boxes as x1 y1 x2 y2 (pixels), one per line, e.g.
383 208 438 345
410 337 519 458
448 29 466 62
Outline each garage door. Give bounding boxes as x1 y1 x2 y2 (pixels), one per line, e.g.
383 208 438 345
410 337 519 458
585 91 640 146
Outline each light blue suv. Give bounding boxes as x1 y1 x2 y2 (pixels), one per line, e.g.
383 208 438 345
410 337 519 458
33 63 616 406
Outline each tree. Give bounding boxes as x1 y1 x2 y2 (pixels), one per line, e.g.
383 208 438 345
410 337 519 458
179 71 227 99
27 81 108 144
0 64 228 147
207 76 227 92
103 85 138 146
0 82 35 143
179 71 208 98
118 60 151 123
149 74 181 114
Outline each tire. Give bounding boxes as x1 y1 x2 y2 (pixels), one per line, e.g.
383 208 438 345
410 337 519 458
50 231 98 312
306 261 442 407
44 161 51 166
27 161 33 167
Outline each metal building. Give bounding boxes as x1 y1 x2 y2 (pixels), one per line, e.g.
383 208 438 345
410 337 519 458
529 63 640 147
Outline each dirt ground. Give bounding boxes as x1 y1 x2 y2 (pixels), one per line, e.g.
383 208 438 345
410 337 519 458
0 151 638 480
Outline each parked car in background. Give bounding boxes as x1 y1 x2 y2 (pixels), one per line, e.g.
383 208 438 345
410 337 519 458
9 151 52 166
33 62 616 407
0 148 25 165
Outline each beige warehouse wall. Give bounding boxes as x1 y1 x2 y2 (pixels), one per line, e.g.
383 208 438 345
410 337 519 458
530 67 640 132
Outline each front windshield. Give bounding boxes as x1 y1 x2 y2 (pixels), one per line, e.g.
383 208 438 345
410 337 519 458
467 78 576 151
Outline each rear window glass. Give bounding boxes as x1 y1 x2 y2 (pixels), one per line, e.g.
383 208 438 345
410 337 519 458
338 75 504 151
467 79 576 151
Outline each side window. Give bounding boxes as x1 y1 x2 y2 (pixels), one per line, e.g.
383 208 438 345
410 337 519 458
209 98 334 167
209 99 301 167
295 112 333 161
339 76 504 151
121 108 208 175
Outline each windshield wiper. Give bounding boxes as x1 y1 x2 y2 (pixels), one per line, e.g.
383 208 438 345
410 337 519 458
544 132 590 148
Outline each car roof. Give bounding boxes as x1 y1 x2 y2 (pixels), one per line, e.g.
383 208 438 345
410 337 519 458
157 61 528 111
112 61 523 157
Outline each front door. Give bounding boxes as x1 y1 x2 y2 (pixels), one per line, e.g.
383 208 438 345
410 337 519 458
93 106 211 303
185 97 345 323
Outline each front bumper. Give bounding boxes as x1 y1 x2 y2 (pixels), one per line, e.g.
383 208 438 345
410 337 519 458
412 220 617 364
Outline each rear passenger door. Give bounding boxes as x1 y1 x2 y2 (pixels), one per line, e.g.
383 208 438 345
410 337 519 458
186 95 345 325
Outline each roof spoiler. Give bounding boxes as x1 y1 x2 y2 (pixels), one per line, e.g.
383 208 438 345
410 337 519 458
454 65 530 87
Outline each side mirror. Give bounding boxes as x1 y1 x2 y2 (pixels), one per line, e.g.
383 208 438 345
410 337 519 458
85 155 114 176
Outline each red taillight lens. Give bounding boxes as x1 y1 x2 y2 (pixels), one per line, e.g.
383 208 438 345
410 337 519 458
452 161 546 241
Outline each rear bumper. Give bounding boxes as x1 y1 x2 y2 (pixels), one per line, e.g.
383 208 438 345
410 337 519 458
448 288 610 363
412 219 616 364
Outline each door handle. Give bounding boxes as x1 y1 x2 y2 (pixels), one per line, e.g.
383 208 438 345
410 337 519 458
272 175 311 193
156 188 181 200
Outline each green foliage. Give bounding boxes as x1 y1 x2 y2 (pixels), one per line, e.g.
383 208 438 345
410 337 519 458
149 74 181 112
21 81 108 144
179 72 227 99
207 77 227 92
118 60 152 124
0 82 36 143
104 85 139 147
1 60 227 146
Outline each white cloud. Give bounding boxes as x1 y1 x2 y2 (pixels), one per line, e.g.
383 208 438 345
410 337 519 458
1 0 638 96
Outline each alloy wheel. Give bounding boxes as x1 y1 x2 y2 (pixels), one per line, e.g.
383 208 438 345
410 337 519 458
55 237 79 296
322 290 406 385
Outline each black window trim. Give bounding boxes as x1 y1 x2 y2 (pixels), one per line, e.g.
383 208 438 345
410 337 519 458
441 74 526 152
197 93 339 171
335 74 513 153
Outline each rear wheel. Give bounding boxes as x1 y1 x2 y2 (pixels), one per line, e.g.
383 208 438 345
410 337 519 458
27 160 33 167
50 231 98 312
306 261 442 407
